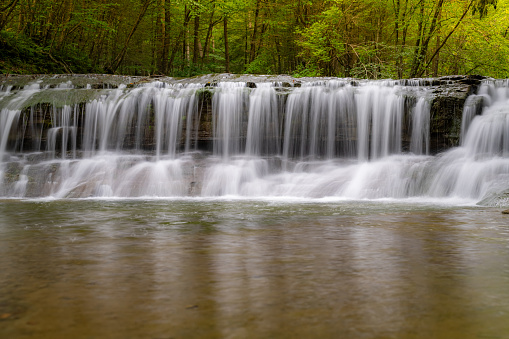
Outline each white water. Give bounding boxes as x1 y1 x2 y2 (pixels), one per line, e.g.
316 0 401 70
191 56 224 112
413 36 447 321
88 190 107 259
1 78 508 203
0 82 42 187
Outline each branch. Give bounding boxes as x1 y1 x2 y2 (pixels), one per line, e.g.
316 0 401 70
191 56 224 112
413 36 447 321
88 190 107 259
0 0 20 31
41 50 73 74
106 0 152 73
0 0 18 12
418 0 475 77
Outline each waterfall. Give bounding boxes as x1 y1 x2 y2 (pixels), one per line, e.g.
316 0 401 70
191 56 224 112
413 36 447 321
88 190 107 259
46 105 78 159
283 81 357 160
245 83 280 156
0 82 42 194
462 81 509 156
212 82 248 158
460 95 483 145
2 75 508 202
425 80 509 200
410 97 430 155
282 81 408 161
78 82 203 157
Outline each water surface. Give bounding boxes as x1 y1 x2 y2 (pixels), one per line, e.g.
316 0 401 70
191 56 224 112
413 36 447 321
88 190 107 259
1 199 509 338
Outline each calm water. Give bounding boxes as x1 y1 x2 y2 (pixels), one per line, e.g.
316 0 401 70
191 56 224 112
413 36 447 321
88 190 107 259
1 199 509 339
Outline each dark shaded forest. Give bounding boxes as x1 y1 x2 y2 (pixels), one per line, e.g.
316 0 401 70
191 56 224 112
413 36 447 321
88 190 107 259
0 0 507 78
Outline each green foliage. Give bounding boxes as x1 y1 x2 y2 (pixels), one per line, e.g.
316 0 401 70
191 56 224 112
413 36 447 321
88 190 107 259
245 52 277 75
169 60 212 77
438 1 509 78
0 30 97 74
292 64 322 77
0 0 508 78
296 0 509 78
473 0 498 18
0 31 41 74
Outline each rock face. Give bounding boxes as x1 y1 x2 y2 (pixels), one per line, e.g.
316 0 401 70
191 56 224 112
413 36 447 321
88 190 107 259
5 74 509 201
477 189 509 207
428 75 484 153
0 74 486 155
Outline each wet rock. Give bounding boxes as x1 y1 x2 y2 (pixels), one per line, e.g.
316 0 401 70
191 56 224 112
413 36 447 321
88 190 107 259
0 73 488 156
429 75 485 153
477 189 509 207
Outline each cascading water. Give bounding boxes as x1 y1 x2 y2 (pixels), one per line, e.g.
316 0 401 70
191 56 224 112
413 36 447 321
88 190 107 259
410 97 430 155
1 75 508 203
0 82 42 189
426 79 509 202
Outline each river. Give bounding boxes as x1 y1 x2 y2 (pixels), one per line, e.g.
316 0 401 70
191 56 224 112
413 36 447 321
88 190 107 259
1 199 508 338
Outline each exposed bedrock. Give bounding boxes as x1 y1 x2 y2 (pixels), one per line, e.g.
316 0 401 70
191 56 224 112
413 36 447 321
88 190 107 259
428 75 484 153
0 74 487 155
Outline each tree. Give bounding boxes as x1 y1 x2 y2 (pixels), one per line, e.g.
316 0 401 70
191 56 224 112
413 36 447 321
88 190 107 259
105 0 152 74
0 0 507 77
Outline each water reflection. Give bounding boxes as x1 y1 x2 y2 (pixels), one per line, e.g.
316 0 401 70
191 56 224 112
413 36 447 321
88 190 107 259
0 200 508 338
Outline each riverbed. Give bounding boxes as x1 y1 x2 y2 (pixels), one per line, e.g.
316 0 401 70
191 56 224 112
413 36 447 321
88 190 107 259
1 199 508 338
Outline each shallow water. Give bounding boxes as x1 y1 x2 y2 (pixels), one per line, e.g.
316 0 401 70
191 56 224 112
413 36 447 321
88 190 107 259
1 199 509 339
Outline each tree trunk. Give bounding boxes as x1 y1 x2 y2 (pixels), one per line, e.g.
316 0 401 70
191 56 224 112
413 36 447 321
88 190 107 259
106 0 151 74
249 0 261 63
162 3 171 73
432 5 441 78
183 6 190 64
419 0 476 77
168 30 184 72
168 10 191 71
202 4 216 64
0 0 20 32
157 0 167 74
274 36 282 74
224 17 230 73
193 14 200 64
56 0 74 49
410 0 444 77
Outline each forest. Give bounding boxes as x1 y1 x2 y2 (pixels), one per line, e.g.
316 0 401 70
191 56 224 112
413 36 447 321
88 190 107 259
0 0 508 79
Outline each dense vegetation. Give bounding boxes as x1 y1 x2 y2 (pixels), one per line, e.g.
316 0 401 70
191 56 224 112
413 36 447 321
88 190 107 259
0 0 508 78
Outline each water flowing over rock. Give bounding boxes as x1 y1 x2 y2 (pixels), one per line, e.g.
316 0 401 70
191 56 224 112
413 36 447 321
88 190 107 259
1 73 508 204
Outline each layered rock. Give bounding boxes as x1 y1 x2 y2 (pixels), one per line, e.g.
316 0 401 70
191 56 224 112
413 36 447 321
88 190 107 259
0 74 487 156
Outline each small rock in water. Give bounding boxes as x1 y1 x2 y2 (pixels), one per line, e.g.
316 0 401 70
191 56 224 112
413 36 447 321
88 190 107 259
502 210 509 214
